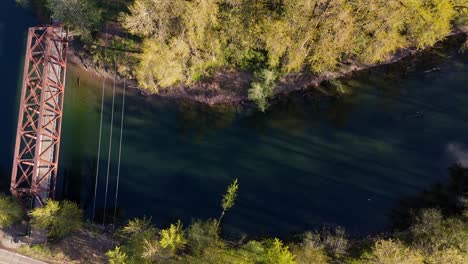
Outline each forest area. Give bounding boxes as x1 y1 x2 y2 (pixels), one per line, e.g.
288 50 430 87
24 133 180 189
22 0 468 110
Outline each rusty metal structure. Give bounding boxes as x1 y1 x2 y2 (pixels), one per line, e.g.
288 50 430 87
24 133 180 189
11 26 68 206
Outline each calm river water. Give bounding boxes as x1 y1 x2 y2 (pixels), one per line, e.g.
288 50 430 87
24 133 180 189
1 2 467 237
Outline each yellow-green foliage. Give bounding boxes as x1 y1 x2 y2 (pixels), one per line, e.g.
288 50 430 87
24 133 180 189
410 209 468 253
222 178 239 211
425 247 466 264
361 239 424 264
291 236 330 264
29 200 82 239
159 220 187 252
293 246 329 264
18 245 75 264
0 193 23 228
248 70 278 112
264 238 296 264
121 0 463 91
46 0 102 38
106 246 128 264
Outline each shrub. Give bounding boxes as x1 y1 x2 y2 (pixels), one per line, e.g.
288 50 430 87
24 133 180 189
159 220 187 252
425 247 466 264
410 209 468 253
0 193 23 228
248 69 278 111
361 239 424 264
29 200 82 239
187 219 219 256
264 238 296 264
106 246 128 264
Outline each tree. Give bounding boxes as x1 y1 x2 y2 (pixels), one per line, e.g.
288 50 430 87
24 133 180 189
0 193 23 228
159 220 187 252
29 200 82 239
187 219 219 256
118 217 158 263
361 239 424 264
141 238 161 262
45 0 102 38
106 246 128 264
121 0 461 96
264 238 296 264
217 178 239 229
248 69 278 112
410 209 468 254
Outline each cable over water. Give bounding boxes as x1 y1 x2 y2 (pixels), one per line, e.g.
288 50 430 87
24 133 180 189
92 23 109 221
103 57 117 225
113 33 128 228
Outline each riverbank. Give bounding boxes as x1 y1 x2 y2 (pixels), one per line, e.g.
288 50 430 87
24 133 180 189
0 225 114 264
67 28 468 106
1 164 466 264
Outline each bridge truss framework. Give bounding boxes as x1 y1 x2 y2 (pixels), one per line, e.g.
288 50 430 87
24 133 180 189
11 26 68 206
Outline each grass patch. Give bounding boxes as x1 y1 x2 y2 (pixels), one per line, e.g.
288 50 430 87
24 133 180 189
17 245 77 264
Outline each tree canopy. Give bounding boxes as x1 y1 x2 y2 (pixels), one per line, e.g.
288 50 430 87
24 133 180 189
121 0 465 93
46 0 102 38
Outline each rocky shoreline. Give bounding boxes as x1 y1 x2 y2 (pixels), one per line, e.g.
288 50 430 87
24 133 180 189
67 29 467 106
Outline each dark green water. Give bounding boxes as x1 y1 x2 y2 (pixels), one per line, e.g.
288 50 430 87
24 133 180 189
2 2 468 237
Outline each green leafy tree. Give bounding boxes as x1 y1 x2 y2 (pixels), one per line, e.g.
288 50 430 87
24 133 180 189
248 69 278 112
45 0 102 38
118 217 158 263
141 238 161 262
410 209 468 254
264 238 296 264
159 220 187 252
218 178 239 229
121 0 461 95
187 219 219 256
425 247 465 264
106 246 128 264
122 217 154 237
361 239 424 264
0 193 23 228
29 200 82 239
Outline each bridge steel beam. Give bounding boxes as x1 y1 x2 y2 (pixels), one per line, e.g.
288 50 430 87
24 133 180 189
11 26 68 206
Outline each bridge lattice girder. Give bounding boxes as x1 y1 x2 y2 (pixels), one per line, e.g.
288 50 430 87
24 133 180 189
11 26 68 206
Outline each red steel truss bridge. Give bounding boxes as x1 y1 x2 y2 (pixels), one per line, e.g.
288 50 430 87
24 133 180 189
10 25 68 207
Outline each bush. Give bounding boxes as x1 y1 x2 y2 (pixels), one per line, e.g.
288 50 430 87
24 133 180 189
0 193 23 228
361 239 424 264
263 238 296 264
18 245 72 263
29 200 82 239
187 219 219 256
291 238 330 264
106 246 128 264
425 247 466 264
159 220 187 252
410 209 468 253
248 69 278 111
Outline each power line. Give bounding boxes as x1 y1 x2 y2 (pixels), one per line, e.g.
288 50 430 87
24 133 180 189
92 23 109 221
103 56 117 225
113 33 128 228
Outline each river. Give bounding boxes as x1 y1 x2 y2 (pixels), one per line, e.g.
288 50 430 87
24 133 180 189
1 1 467 237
